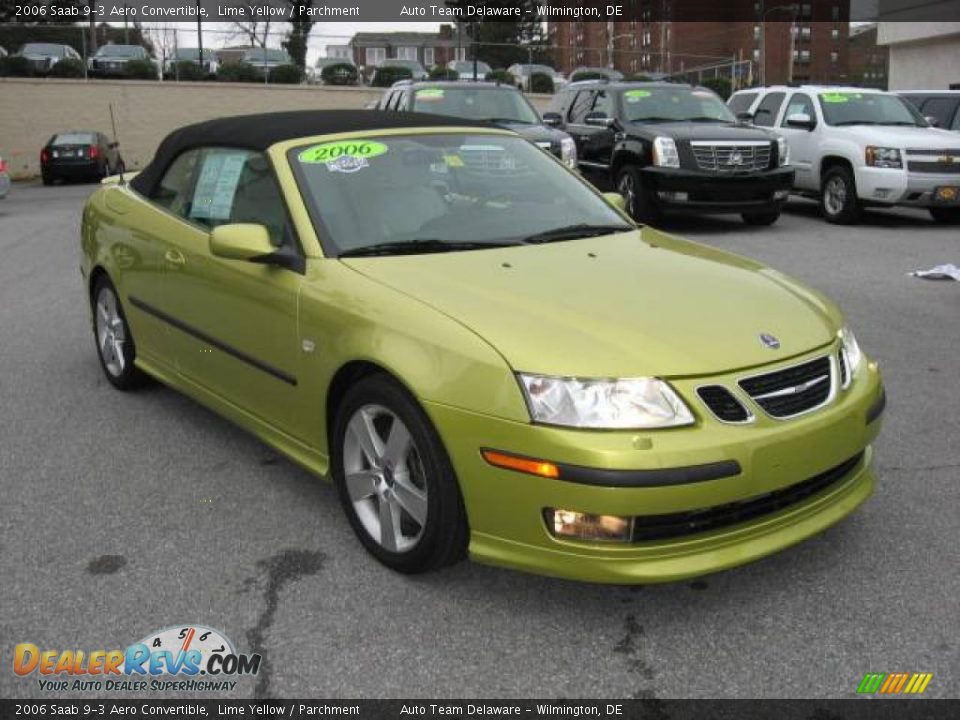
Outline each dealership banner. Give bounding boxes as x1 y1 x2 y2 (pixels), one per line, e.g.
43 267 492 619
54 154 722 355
10 0 960 23
2 700 960 719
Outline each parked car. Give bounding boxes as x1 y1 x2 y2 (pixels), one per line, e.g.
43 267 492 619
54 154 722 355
446 60 492 82
507 63 567 92
240 48 292 78
80 109 884 583
41 131 123 185
163 48 218 79
547 80 794 225
378 58 428 81
89 44 150 77
900 90 960 132
0 154 10 199
729 85 960 224
17 43 81 74
375 80 578 169
314 57 359 85
570 66 624 82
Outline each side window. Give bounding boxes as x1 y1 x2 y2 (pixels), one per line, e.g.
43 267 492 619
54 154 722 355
920 97 959 129
728 92 757 114
189 149 287 247
753 92 785 127
568 90 595 124
151 149 202 217
592 89 613 118
781 93 815 125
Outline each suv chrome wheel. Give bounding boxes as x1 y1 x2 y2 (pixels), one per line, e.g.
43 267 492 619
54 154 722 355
823 176 847 216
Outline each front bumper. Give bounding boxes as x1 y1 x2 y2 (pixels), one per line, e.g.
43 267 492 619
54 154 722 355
425 347 883 584
641 165 795 214
856 167 960 207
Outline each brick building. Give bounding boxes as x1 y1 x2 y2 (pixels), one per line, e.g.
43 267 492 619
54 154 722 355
548 1 851 86
348 25 467 72
848 23 888 89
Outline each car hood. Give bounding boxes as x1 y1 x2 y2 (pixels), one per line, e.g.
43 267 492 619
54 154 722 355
497 122 568 144
341 228 839 378
626 121 775 142
832 124 959 147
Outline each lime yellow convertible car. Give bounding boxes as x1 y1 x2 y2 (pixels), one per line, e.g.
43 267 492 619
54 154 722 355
80 110 885 583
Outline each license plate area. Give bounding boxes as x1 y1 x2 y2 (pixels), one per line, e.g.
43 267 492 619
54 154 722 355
934 186 959 203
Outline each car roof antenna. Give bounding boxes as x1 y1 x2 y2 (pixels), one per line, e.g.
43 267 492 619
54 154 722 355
109 103 125 186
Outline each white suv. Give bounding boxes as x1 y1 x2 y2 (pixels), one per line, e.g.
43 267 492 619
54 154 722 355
728 85 960 224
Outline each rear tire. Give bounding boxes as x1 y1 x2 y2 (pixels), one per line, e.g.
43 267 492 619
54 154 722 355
331 374 468 574
91 276 148 391
929 207 960 224
820 165 862 224
42 172 53 186
742 210 781 226
616 165 660 225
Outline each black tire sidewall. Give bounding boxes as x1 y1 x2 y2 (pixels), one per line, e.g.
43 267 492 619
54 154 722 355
617 165 658 224
821 167 860 224
331 374 467 574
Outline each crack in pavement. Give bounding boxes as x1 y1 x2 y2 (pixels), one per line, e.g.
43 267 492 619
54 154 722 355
244 549 325 699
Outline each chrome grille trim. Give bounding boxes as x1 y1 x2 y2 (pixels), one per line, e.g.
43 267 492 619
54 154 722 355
737 354 837 420
690 140 773 173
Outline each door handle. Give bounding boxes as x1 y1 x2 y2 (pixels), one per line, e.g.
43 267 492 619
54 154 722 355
164 249 186 265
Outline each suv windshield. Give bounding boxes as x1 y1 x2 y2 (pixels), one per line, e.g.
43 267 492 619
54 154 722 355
411 87 540 124
174 49 213 62
621 86 735 123
96 45 142 57
818 92 926 126
22 43 64 55
290 134 629 255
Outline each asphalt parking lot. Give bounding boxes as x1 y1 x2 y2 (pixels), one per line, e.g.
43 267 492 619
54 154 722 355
1 180 958 700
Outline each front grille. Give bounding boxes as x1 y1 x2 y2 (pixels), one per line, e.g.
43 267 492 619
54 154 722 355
691 142 772 173
739 356 833 418
905 148 960 175
697 385 750 423
630 452 864 542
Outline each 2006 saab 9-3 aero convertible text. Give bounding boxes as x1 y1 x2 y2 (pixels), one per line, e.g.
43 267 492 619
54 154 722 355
80 110 885 583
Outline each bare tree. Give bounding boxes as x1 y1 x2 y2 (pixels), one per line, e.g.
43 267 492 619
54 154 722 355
146 23 179 72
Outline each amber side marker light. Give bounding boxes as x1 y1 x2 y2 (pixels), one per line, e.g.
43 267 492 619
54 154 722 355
481 449 560 479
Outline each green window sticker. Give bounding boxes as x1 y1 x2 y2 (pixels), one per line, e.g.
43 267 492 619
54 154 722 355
298 140 388 174
821 92 862 103
415 88 445 99
624 89 652 103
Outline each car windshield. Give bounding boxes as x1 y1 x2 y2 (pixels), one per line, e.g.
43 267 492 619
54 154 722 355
620 86 736 123
96 45 142 57
22 43 64 55
818 92 926 126
411 87 540 124
452 61 492 75
243 49 289 62
53 133 95 146
290 133 630 256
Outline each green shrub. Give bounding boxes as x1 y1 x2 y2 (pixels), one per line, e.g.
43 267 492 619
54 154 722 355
529 72 554 94
429 66 458 80
49 58 85 78
700 77 732 100
571 70 607 83
171 60 206 81
371 65 412 87
0 55 35 77
484 69 513 84
269 63 303 84
124 58 157 80
217 61 259 83
320 62 358 85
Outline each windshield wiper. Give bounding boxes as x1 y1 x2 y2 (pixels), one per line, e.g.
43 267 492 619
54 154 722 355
877 121 921 126
521 223 631 245
832 120 881 126
339 239 522 258
629 117 679 123
686 116 731 123
486 117 532 125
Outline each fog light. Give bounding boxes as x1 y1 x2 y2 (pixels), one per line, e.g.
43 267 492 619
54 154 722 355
774 189 790 199
546 508 633 542
658 191 688 202
873 188 892 199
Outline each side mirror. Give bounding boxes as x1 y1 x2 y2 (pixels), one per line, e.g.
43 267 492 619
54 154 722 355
542 111 562 127
785 112 815 130
602 192 627 213
924 115 940 128
736 111 754 122
584 112 615 128
210 224 274 262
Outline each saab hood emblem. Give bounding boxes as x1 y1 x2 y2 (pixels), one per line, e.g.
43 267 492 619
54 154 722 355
759 333 781 349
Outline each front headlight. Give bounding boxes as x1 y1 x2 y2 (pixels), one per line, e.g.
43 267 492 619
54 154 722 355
652 137 680 168
777 136 789 166
560 136 577 169
839 326 863 383
517 374 695 429
865 146 902 169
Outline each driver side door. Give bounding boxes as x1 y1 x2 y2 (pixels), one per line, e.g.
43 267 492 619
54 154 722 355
778 92 819 191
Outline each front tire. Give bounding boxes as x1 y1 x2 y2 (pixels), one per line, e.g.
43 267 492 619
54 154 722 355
929 207 960 224
616 165 660 224
742 210 781 226
331 374 468 574
92 276 148 390
820 166 862 224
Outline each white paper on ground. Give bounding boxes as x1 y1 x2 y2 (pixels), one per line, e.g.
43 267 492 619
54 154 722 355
909 264 960 281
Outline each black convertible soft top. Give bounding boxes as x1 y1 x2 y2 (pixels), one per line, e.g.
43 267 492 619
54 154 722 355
129 109 494 197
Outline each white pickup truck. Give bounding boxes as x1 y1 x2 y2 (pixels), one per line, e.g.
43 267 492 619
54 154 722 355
728 85 960 224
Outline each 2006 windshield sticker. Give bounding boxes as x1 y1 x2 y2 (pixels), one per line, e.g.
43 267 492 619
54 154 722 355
299 139 388 173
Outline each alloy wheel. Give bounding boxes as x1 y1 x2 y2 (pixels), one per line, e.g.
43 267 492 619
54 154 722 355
342 404 428 553
95 286 127 377
617 173 636 217
824 177 847 216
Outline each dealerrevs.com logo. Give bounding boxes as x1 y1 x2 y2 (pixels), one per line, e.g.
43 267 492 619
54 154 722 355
14 625 261 693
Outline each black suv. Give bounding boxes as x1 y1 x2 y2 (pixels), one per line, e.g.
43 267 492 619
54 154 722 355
376 80 578 169
545 81 795 225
